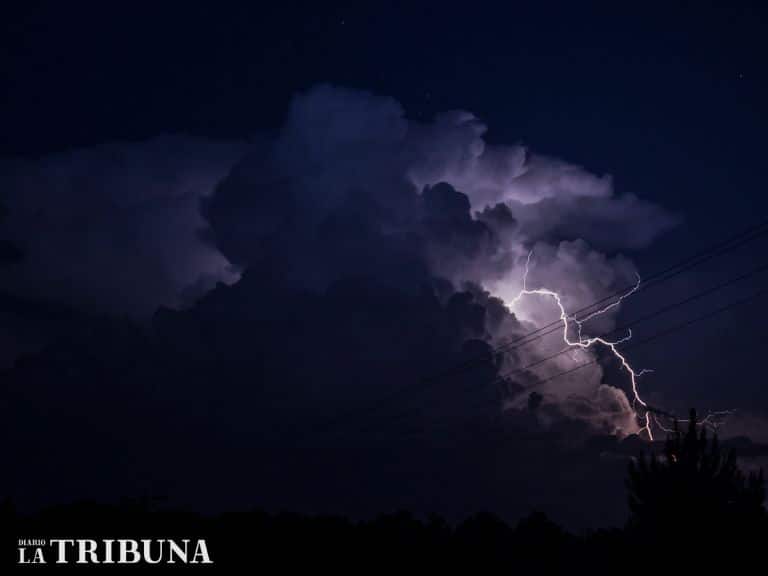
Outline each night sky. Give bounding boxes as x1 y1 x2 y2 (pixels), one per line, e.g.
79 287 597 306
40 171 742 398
2 1 768 531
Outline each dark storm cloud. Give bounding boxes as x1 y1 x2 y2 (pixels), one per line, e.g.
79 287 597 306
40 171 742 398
0 85 676 322
204 86 677 283
201 84 676 434
0 85 681 433
0 135 245 317
1 85 685 528
0 199 22 266
4 270 633 530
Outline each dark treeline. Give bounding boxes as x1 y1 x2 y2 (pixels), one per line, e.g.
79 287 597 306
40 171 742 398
4 413 767 572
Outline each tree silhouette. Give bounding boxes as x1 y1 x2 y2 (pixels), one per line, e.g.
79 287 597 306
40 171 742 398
627 409 765 548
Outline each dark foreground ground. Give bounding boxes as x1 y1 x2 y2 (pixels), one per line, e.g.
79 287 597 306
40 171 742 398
3 498 767 573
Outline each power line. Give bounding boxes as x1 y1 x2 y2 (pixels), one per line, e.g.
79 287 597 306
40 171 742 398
422 218 768 384
528 283 768 390
408 263 768 424
496 259 768 383
339 265 768 439
316 218 768 437
372 282 768 439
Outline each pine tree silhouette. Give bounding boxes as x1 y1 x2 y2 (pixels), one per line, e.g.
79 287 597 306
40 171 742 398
627 409 765 549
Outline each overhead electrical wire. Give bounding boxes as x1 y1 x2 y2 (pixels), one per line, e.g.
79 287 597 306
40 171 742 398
314 218 768 437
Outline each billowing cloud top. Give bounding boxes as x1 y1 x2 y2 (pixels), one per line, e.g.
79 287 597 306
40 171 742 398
4 86 721 528
0 85 679 436
206 84 675 293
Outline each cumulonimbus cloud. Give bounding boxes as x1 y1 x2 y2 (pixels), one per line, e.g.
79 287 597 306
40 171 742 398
200 84 678 435
0 84 678 434
0 135 245 316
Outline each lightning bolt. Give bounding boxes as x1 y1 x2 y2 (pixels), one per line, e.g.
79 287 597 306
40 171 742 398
508 251 736 440
509 251 652 439
652 410 734 435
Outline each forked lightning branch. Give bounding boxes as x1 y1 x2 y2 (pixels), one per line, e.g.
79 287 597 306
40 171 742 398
509 251 728 441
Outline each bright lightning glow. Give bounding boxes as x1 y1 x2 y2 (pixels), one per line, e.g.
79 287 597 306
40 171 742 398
653 411 735 435
509 251 653 438
508 251 733 441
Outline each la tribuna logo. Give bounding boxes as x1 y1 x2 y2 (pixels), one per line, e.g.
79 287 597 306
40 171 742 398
17 538 213 565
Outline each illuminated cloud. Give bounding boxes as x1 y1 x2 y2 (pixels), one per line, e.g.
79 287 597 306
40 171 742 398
202 85 677 434
0 85 677 434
